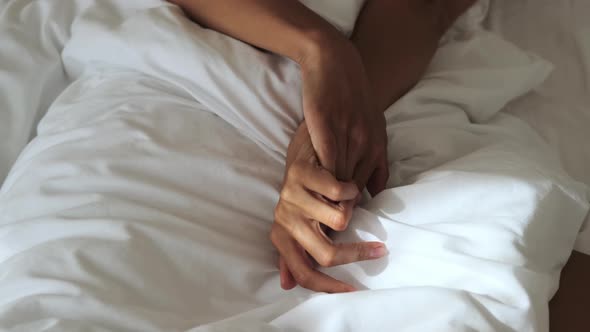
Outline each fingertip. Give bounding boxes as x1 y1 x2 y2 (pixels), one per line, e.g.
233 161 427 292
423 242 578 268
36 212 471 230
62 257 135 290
367 169 388 197
327 282 358 294
368 243 389 259
344 285 357 293
285 271 297 289
281 279 297 290
279 258 297 290
367 185 380 197
344 181 360 198
332 280 357 293
339 199 356 212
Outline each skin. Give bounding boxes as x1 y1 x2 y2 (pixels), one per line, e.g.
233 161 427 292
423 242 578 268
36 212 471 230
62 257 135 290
168 3 589 326
166 0 389 186
171 0 476 293
167 0 390 191
275 0 480 291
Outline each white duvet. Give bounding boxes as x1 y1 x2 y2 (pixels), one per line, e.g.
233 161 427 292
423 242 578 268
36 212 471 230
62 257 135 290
0 1 589 331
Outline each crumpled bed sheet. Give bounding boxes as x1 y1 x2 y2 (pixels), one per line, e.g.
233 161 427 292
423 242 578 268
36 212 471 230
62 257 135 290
485 0 590 254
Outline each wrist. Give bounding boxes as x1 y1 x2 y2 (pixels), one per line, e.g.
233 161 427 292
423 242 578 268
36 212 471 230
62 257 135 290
294 29 353 69
286 121 313 167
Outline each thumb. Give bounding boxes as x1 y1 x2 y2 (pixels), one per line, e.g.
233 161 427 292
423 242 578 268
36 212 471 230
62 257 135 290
367 158 389 196
308 127 337 174
329 241 389 266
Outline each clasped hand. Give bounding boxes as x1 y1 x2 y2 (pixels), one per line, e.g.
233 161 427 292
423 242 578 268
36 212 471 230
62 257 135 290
270 37 389 293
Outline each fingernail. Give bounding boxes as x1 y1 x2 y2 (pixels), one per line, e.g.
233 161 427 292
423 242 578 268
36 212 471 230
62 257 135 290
369 245 388 259
345 286 357 293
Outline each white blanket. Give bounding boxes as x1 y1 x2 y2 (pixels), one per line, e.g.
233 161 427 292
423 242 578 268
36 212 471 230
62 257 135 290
0 1 589 331
485 0 590 254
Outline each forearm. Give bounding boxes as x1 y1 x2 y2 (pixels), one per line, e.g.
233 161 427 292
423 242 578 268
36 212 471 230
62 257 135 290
352 0 476 112
167 0 344 65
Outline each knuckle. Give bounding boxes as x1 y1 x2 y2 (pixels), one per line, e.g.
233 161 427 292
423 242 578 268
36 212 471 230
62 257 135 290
349 242 370 262
328 184 344 200
287 162 304 181
280 186 295 203
317 248 337 267
330 210 348 231
358 243 373 260
293 270 312 287
273 202 289 227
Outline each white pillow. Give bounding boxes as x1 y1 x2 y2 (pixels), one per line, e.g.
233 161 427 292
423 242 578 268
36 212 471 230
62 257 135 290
299 0 365 36
299 0 491 37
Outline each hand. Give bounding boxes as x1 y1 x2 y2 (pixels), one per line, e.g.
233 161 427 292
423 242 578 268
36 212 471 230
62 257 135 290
270 122 388 293
298 36 389 194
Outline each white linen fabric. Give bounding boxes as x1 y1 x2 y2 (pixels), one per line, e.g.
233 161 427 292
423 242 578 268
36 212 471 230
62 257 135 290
485 0 590 255
298 0 365 36
0 1 589 332
0 0 165 184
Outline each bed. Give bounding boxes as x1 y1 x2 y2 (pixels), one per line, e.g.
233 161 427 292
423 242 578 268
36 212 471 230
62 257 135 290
0 0 588 331
486 0 590 253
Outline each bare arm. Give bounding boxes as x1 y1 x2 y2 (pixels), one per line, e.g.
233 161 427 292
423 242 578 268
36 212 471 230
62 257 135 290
169 0 387 183
167 0 340 67
352 6 590 326
276 0 479 292
170 0 479 294
169 0 390 293
352 0 477 112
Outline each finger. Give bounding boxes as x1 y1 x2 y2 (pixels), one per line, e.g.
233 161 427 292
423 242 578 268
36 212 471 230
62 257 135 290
277 228 356 293
335 130 348 181
341 196 360 212
353 158 376 192
307 123 337 174
367 157 390 196
298 165 358 202
345 126 367 181
279 256 297 290
290 219 388 267
271 224 308 290
277 193 350 233
284 188 353 231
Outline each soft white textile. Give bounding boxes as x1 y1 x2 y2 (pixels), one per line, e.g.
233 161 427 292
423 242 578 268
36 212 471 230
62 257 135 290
0 0 163 184
0 1 589 332
485 0 590 255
